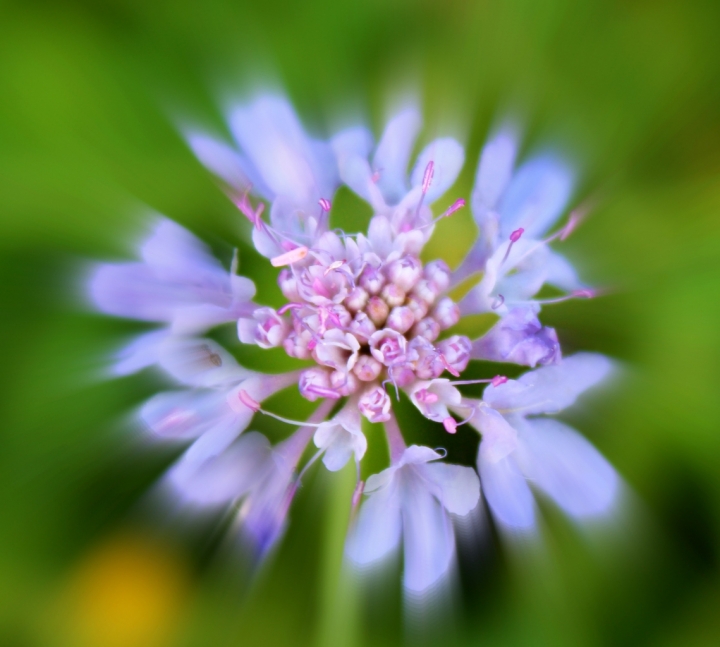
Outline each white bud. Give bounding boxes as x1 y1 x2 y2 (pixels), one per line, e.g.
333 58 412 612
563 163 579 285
424 260 451 292
344 286 369 312
387 255 423 292
353 355 383 381
366 296 390 326
433 297 460 330
381 283 405 307
387 306 415 334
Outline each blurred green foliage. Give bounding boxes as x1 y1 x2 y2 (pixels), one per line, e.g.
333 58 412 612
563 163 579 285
1 0 720 645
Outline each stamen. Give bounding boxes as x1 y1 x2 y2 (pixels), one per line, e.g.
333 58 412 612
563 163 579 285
491 294 505 310
501 227 524 264
382 372 400 401
448 375 508 387
277 302 304 315
238 389 261 412
421 160 435 195
318 198 332 212
414 160 435 218
443 417 458 434
323 260 345 276
560 211 581 241
531 288 598 305
417 198 467 231
351 479 365 508
439 353 460 377
271 246 309 267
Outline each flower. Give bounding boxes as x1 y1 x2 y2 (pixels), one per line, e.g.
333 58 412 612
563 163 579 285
88 92 619 603
464 353 619 532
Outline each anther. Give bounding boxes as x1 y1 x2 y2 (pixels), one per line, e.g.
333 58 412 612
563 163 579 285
422 161 435 194
271 246 309 267
491 294 505 310
319 198 332 212
501 227 524 264
443 417 458 434
238 389 261 412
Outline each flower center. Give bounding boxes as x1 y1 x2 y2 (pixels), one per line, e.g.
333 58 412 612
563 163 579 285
246 250 472 406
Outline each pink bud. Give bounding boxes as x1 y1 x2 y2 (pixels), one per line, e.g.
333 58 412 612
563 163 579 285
381 283 405 308
387 306 415 334
353 355 383 382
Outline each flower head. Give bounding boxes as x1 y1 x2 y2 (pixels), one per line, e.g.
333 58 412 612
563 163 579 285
88 93 619 604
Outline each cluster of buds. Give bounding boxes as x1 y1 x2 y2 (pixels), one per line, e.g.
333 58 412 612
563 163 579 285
239 249 470 423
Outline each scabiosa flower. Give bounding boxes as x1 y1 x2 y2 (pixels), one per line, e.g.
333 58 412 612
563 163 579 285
88 93 620 604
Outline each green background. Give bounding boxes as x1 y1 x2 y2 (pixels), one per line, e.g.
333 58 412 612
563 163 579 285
1 0 720 645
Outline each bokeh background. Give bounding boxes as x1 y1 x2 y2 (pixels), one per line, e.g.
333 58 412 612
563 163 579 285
2 0 720 645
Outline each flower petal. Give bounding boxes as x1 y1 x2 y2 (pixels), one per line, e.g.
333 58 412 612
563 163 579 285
477 450 535 530
498 154 574 240
157 337 249 388
372 107 421 204
346 478 402 565
483 352 614 415
185 131 272 198
111 329 169 376
401 473 455 593
472 123 519 215
514 418 619 519
416 462 481 516
167 431 273 506
410 137 465 204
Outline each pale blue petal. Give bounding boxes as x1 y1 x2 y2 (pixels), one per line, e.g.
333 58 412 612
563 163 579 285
157 337 249 388
401 474 455 593
472 123 519 214
477 450 535 530
410 137 465 204
417 462 481 516
372 107 421 204
185 132 272 198
346 479 402 565
228 96 320 206
483 352 614 416
167 432 273 506
112 329 169 376
515 418 619 519
498 155 574 240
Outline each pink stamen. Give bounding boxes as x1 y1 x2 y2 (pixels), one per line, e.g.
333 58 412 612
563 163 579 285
442 198 466 217
371 169 381 183
560 212 581 241
318 198 332 212
421 161 435 194
443 417 458 434
500 227 525 265
271 246 309 267
277 302 304 315
439 354 460 377
572 288 596 298
491 375 508 388
238 390 261 412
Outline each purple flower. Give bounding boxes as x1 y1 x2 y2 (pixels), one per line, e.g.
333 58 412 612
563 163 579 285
87 92 620 605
